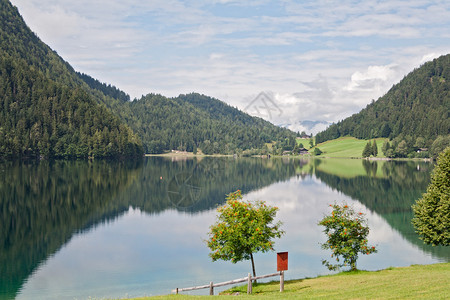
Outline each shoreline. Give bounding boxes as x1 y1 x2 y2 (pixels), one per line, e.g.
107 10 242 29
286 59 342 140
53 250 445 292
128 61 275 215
144 152 434 162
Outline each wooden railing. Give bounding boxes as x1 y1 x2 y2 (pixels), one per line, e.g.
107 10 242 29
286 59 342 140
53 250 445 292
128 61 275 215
172 271 285 295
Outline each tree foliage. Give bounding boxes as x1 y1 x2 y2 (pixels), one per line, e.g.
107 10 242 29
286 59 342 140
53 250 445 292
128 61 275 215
313 147 323 156
430 135 450 159
412 147 450 246
362 142 373 157
372 140 378 157
206 190 284 276
362 140 379 157
318 203 377 271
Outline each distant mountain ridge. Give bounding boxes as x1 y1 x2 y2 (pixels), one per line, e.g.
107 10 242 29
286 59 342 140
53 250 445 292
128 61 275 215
0 0 296 157
316 54 450 154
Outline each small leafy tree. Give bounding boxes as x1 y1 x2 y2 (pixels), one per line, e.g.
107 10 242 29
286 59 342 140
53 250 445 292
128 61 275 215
318 203 377 271
430 135 450 159
396 140 408 157
206 190 284 277
412 147 450 246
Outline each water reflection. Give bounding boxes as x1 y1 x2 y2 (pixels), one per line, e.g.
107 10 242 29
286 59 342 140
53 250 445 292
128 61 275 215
1 157 448 299
0 157 297 299
0 159 142 300
310 159 448 260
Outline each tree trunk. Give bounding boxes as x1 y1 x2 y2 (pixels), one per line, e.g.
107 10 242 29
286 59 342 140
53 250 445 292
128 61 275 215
351 258 357 271
250 252 256 277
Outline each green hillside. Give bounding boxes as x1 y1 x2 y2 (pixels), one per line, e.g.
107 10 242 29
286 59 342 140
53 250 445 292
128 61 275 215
316 54 450 158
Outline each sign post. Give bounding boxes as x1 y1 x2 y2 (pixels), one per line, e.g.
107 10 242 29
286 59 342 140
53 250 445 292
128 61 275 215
277 252 288 292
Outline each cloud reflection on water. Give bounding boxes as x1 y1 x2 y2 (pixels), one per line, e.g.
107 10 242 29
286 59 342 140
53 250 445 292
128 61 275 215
18 171 442 299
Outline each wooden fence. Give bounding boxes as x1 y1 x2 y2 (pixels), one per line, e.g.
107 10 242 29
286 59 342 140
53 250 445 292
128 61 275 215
172 271 285 295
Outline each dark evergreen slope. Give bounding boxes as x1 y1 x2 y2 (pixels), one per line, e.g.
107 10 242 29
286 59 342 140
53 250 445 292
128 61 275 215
316 54 450 148
0 0 143 158
0 57 142 158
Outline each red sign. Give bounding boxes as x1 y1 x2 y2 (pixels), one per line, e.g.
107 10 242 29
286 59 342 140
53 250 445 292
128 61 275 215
277 252 288 271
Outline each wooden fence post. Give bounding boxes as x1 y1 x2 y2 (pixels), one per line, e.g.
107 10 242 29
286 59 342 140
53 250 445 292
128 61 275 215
280 271 284 292
209 281 214 295
247 273 252 294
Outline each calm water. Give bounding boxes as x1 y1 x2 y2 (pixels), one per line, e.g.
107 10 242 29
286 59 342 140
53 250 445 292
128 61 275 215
1 157 449 299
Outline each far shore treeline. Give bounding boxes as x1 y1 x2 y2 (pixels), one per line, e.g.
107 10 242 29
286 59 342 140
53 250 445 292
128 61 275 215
0 0 449 160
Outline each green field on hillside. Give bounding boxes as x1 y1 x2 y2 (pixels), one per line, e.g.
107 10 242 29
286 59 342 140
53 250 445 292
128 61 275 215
295 138 314 150
314 137 386 158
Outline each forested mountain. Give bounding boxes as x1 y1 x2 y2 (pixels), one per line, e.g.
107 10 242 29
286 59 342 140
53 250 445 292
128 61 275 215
316 54 450 156
126 93 296 154
0 57 142 158
0 0 143 158
0 0 296 157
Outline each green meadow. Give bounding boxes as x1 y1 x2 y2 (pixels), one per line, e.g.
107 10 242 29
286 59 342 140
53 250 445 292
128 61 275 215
312 137 386 158
135 263 450 299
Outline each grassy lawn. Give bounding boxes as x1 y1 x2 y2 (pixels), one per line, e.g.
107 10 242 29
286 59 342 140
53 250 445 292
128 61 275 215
314 137 386 158
134 263 450 299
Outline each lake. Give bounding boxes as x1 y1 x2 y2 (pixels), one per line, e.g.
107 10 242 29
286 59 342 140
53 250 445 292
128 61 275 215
1 157 449 299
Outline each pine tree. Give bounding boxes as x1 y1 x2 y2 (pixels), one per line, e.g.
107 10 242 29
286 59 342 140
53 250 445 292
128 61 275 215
362 142 372 157
372 140 378 157
412 147 450 246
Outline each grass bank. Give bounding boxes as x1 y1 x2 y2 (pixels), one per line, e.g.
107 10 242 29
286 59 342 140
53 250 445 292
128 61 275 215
134 263 449 299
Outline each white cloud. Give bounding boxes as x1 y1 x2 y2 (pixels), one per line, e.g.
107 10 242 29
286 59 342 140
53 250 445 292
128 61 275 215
420 53 441 64
345 64 399 92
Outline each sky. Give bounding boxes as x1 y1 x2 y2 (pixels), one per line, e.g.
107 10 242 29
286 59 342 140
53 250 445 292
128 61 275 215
9 0 450 134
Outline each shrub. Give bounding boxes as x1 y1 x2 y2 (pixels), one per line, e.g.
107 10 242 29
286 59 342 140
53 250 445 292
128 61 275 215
318 203 377 271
